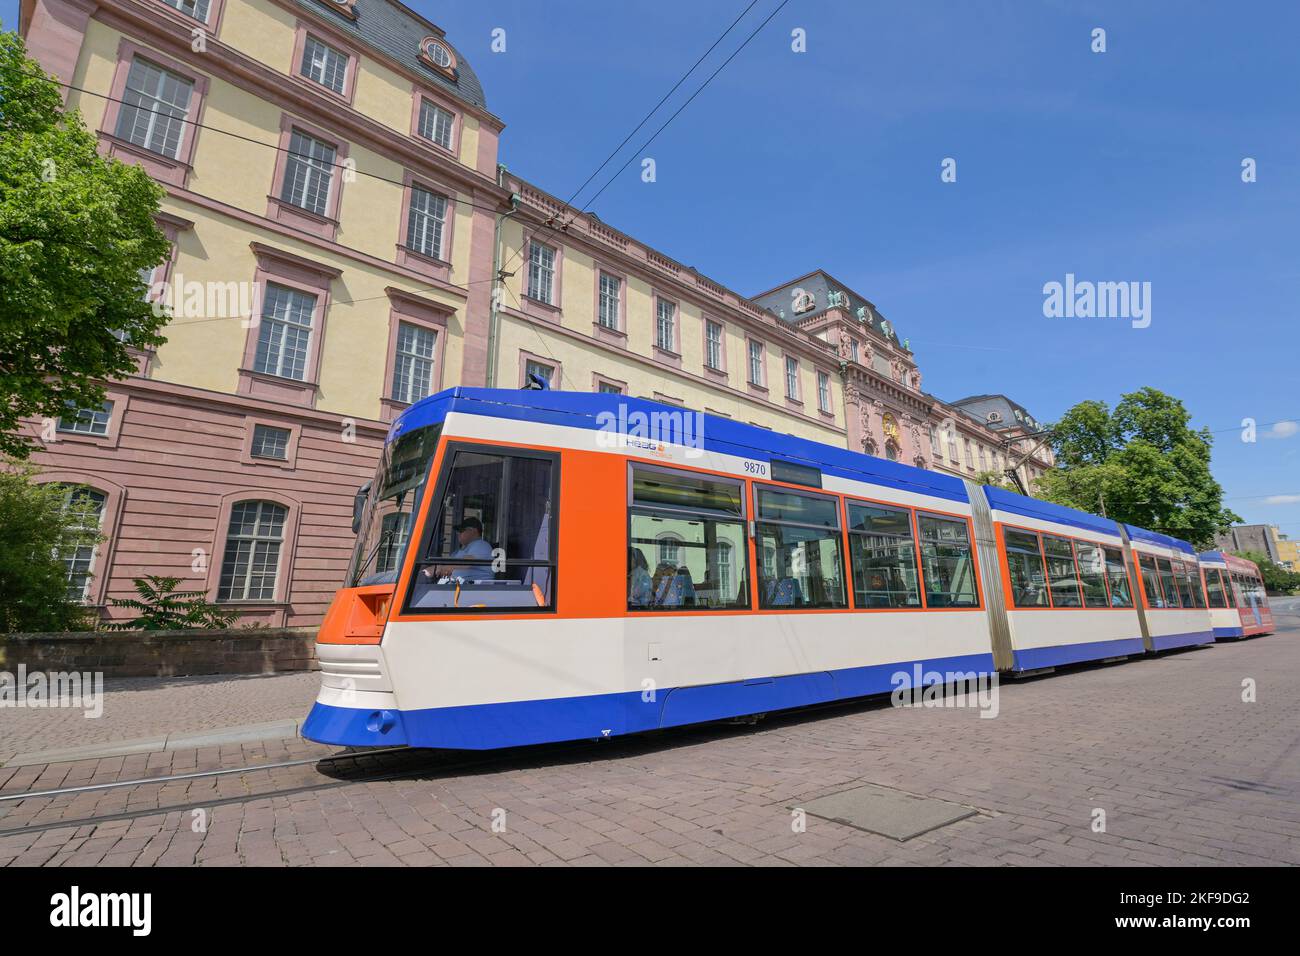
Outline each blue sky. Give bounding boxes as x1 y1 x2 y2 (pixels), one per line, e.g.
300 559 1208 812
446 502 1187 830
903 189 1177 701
4 0 1297 536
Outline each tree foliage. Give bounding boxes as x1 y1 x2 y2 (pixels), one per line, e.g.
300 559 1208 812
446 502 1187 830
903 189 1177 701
1035 387 1239 549
102 575 240 631
0 32 170 459
0 462 99 632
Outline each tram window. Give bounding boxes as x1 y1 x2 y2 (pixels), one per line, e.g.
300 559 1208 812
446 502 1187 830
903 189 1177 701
352 424 440 587
1156 558 1182 608
1139 555 1165 608
1075 542 1110 608
1004 529 1048 608
755 487 846 609
846 502 920 608
408 448 557 611
1173 561 1197 608
628 465 747 610
1185 562 1207 608
1103 547 1134 608
918 514 978 608
1043 536 1083 608
1205 568 1228 608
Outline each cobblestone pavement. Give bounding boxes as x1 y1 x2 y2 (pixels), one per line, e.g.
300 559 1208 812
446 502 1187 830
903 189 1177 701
0 672 319 765
0 613 1297 867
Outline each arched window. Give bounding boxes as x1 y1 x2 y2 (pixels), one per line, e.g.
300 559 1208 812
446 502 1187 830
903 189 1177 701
218 501 288 601
52 485 107 602
657 532 683 569
885 441 900 462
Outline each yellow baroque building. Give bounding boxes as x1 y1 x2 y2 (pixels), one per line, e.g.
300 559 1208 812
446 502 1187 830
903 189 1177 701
18 0 1054 625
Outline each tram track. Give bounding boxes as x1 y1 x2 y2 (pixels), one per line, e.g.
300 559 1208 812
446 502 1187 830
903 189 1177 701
0 744 527 839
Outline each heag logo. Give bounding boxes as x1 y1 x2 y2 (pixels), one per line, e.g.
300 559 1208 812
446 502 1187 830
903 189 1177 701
49 886 151 937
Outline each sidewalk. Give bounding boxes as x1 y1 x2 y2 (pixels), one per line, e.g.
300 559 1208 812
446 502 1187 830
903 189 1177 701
0 671 319 767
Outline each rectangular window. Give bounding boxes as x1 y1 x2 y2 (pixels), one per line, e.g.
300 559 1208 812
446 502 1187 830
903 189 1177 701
655 299 675 352
300 35 348 95
254 283 315 381
748 340 764 386
417 99 454 150
919 514 978 607
1104 546 1133 607
250 424 291 460
1157 557 1182 608
1139 554 1165 608
159 0 211 22
598 273 620 329
408 448 557 610
526 241 556 304
597 381 622 394
849 339 859 363
281 129 335 217
963 439 974 470
1205 568 1228 608
1190 564 1208 608
115 58 193 159
847 502 920 608
1177 561 1203 608
524 359 554 387
406 185 448 260
1074 541 1110 608
1043 535 1083 607
817 372 831 413
705 320 724 370
784 356 799 399
946 430 958 462
58 401 114 436
755 487 846 608
978 445 988 472
1005 529 1048 607
217 501 286 601
391 322 437 404
628 465 748 611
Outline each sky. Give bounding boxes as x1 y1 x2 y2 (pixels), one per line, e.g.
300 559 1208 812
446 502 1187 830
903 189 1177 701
3 0 1297 537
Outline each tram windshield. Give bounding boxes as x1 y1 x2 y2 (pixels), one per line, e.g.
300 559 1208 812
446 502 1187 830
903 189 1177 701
349 425 441 587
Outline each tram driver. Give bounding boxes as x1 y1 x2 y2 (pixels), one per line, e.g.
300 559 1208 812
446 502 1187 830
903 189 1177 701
421 516 494 582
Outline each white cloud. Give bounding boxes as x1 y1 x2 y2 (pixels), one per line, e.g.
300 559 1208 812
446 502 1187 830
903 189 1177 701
1264 494 1300 505
1264 420 1299 439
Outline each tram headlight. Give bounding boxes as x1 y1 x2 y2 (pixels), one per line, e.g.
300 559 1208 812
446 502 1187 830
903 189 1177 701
366 710 396 734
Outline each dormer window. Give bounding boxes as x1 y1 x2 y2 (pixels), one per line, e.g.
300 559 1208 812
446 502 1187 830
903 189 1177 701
158 0 210 22
419 37 457 77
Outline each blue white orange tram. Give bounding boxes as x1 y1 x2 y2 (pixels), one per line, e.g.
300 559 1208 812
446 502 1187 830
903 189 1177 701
1197 551 1274 639
301 388 1260 751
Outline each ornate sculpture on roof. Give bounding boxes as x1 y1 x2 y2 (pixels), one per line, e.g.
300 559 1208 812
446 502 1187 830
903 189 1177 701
792 289 816 314
911 369 922 391
827 289 847 310
902 338 910 351
855 306 866 323
879 319 892 339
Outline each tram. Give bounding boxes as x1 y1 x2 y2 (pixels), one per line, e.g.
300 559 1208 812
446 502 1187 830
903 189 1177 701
1198 551 1274 639
302 388 1224 751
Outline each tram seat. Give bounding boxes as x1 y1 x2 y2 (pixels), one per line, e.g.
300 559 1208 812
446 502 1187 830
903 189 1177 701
766 577 803 607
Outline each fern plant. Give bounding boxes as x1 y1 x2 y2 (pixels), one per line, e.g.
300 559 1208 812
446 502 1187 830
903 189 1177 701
102 575 240 631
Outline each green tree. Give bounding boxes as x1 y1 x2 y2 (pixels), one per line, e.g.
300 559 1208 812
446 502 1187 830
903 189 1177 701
0 32 170 459
1035 387 1239 548
0 462 99 632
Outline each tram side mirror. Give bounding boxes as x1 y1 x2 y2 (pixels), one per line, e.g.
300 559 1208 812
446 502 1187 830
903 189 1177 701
352 481 372 534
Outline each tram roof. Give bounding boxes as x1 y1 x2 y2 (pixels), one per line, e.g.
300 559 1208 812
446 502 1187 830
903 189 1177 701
982 485 1121 538
1123 523 1197 556
391 387 971 503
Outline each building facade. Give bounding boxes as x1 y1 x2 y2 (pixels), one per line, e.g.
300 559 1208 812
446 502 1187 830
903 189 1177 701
1213 524 1293 569
17 0 1054 626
